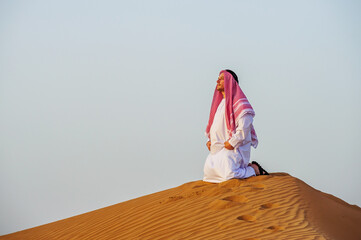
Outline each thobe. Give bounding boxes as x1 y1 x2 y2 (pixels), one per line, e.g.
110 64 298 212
203 98 256 183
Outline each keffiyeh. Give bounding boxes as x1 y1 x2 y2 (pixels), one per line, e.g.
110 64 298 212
205 70 258 147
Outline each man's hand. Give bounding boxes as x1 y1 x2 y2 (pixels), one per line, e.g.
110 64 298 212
224 141 234 150
206 141 211 151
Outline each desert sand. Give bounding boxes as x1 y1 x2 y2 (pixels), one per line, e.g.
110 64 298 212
1 173 361 240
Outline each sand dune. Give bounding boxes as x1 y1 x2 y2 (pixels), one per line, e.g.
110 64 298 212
1 173 361 240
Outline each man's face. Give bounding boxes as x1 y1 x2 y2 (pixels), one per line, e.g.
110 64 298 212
216 73 225 92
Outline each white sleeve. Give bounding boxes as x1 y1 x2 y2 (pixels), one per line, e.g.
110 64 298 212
228 113 253 147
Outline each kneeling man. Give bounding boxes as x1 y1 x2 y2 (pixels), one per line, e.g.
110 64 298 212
203 70 266 183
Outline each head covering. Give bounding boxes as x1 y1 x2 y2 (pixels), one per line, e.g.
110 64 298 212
205 70 258 148
225 69 238 83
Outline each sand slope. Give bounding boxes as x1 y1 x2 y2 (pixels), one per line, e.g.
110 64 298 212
1 173 361 240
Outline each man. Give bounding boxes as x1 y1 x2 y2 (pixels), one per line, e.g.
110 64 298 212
203 70 268 183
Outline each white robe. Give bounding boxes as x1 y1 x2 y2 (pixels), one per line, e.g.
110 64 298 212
203 98 256 183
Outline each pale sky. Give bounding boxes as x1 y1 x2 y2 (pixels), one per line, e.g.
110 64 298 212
1 0 360 235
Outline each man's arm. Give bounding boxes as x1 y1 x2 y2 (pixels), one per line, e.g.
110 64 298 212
225 113 253 149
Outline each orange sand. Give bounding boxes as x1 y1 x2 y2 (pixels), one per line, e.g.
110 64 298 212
1 173 361 240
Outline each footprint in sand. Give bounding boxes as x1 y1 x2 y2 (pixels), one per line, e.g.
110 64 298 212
267 225 285 231
244 183 266 192
260 203 279 209
209 194 249 210
222 195 249 203
208 199 240 210
161 195 184 203
237 215 257 222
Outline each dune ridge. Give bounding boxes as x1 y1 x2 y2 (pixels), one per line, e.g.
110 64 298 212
1 173 361 240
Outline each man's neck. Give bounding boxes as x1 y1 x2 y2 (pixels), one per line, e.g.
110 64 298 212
221 91 225 98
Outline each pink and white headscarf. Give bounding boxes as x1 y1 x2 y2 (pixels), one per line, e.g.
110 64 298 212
205 70 258 148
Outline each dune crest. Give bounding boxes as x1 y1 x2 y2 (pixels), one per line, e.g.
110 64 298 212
1 173 361 240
